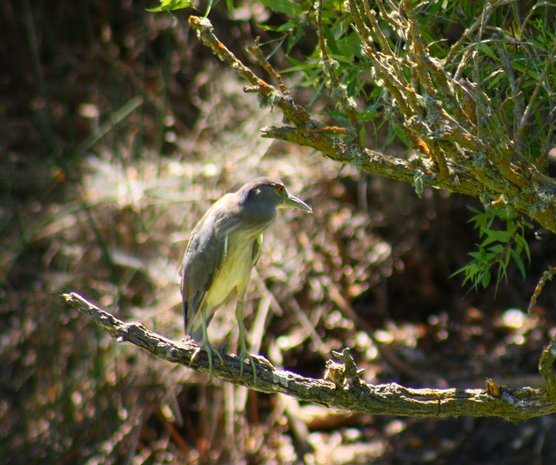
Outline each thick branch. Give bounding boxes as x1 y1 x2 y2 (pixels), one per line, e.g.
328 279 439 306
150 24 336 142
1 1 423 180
261 125 478 197
64 292 556 422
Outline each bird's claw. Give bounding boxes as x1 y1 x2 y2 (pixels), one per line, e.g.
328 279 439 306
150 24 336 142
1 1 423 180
190 343 224 382
238 351 257 383
238 351 274 384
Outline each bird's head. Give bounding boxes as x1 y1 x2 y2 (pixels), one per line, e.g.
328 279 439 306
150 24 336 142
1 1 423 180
239 177 313 216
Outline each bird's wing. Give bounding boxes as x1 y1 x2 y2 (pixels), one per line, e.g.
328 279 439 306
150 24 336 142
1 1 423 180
252 234 263 267
180 196 244 335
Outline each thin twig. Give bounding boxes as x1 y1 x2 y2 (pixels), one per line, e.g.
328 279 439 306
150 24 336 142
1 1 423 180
444 0 514 64
246 39 289 95
516 42 556 148
528 266 556 315
316 0 358 123
538 337 556 401
188 16 310 127
348 0 412 116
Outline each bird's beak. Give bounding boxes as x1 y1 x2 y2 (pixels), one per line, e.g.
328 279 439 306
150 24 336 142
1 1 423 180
282 192 313 213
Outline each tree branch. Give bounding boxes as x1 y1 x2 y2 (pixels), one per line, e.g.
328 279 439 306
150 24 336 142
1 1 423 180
64 292 556 421
187 14 556 234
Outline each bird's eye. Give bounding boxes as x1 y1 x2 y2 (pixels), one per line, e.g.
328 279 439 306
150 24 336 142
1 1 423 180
276 185 285 194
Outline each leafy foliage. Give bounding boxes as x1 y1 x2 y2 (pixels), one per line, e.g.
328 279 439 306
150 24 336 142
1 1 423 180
149 0 555 163
241 0 555 160
452 207 531 290
150 0 555 290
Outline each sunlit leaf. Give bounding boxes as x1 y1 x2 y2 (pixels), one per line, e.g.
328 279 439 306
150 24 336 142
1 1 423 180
146 0 193 12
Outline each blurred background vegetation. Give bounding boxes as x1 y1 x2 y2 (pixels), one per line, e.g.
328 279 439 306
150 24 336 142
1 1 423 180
1 1 555 464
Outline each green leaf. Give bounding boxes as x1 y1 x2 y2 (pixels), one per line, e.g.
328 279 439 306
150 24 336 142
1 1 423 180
357 109 379 122
510 249 527 279
260 21 295 32
391 124 412 148
516 234 531 263
481 269 492 288
286 20 307 54
480 43 498 61
487 244 504 256
146 0 193 12
482 229 511 246
258 0 305 15
468 250 484 260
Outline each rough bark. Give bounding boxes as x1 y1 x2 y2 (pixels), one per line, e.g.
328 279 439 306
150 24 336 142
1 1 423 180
63 292 556 421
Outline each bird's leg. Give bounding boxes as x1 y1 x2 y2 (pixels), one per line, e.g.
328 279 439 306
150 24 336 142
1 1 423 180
190 310 223 382
234 298 275 382
203 314 225 381
235 297 257 383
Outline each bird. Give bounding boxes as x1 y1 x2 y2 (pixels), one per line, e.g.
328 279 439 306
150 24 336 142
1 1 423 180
178 177 312 379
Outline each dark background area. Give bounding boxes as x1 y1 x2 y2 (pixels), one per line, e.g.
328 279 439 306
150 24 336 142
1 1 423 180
1 1 555 464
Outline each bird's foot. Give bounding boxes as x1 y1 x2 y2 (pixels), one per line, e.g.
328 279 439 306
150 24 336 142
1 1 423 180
190 343 224 382
238 351 274 384
238 350 257 383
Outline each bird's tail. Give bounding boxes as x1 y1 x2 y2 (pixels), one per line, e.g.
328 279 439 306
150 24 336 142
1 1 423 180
183 300 190 333
183 301 207 342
